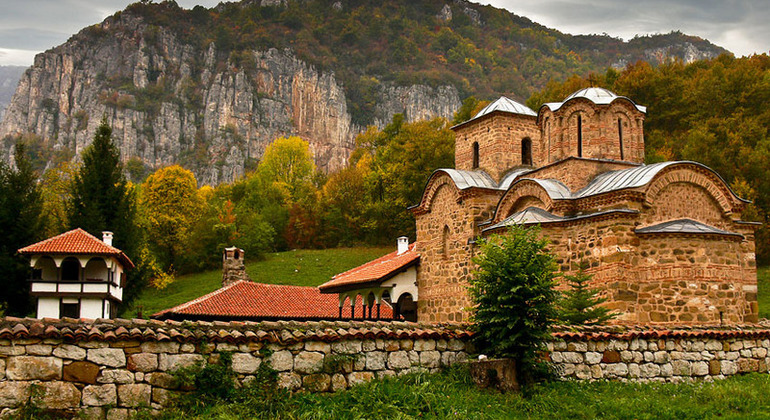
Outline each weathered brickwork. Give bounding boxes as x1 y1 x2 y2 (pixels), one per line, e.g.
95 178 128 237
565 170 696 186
454 113 540 182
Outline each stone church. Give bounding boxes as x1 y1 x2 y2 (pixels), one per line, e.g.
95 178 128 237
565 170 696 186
321 87 759 325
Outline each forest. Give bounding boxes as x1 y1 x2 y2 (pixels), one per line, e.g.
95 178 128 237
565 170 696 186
1 52 769 316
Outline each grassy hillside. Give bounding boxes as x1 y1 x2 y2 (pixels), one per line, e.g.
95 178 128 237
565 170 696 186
759 266 769 319
126 246 391 318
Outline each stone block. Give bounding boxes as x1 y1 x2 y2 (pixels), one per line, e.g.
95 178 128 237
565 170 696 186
721 360 738 375
79 407 105 420
331 340 362 354
692 361 709 376
347 371 375 386
0 359 4 380
738 358 759 373
366 351 387 371
575 364 591 380
127 353 158 372
6 356 61 380
388 351 410 370
436 339 447 351
447 339 465 351
146 372 179 389
26 344 53 356
232 353 261 374
653 351 669 364
0 346 25 356
40 382 81 410
180 343 195 353
268 350 293 371
277 372 302 391
0 382 30 407
384 340 400 352
83 384 118 406
709 360 721 375
303 373 331 392
414 339 436 351
63 361 100 384
420 351 441 368
563 352 583 364
604 363 628 377
567 342 588 352
659 363 673 377
216 343 239 352
584 352 602 364
640 363 660 378
362 340 376 352
117 384 151 408
106 408 130 420
98 369 135 384
441 351 459 366
705 340 722 351
54 344 86 360
331 373 347 392
305 341 331 353
399 340 414 351
628 363 640 378
140 342 180 354
672 360 691 376
158 353 204 371
468 359 520 392
88 348 126 368
590 365 603 379
552 341 567 351
295 351 324 374
407 350 420 365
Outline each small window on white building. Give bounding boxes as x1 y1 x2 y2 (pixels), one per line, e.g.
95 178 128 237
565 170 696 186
60 299 80 318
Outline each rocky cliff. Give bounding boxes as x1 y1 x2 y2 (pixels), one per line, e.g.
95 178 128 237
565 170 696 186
0 12 459 184
0 66 26 121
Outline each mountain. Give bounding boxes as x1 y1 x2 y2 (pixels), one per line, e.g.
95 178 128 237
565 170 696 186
0 0 728 184
0 66 26 121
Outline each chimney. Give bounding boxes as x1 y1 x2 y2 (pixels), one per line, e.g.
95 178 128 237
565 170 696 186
397 236 409 255
102 231 114 247
222 247 250 287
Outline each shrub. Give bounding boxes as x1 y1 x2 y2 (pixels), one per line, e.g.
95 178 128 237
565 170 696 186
557 263 617 325
468 225 559 382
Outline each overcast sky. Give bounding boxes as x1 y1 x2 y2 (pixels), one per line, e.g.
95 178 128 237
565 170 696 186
0 0 768 67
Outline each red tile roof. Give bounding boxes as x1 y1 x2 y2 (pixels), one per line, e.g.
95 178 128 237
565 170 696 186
18 228 134 269
152 281 395 321
319 244 419 293
0 317 471 345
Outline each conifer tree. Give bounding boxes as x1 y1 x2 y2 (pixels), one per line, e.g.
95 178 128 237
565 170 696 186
69 117 145 307
557 264 617 325
0 142 43 315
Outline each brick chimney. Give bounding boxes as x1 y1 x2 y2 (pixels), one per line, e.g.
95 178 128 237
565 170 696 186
222 247 250 287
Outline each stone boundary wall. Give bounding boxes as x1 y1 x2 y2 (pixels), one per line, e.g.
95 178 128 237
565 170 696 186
0 317 472 419
1 318 770 418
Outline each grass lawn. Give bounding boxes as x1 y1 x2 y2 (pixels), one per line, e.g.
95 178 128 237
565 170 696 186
143 367 770 420
125 246 391 318
759 266 770 319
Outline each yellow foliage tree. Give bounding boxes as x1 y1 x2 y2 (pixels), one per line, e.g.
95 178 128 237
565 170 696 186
140 165 203 270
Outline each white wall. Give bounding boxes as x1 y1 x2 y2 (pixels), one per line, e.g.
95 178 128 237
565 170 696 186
80 299 104 319
37 298 60 318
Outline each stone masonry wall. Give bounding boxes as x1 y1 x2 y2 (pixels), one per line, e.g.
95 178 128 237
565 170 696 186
0 318 472 419
2 318 770 418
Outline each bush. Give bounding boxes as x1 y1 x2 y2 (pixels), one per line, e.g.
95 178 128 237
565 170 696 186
557 263 617 325
468 225 559 382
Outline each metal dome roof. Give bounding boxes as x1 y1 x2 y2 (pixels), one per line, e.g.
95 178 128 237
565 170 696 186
543 87 647 113
472 96 537 120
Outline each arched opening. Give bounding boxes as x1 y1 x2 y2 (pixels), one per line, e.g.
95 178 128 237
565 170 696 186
61 257 81 282
577 114 583 157
617 117 624 160
472 142 479 169
396 293 417 322
84 258 108 282
521 138 532 166
442 225 450 259
33 256 57 281
366 292 376 319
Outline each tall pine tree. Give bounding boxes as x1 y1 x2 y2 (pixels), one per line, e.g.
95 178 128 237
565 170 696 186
69 118 146 307
557 263 617 325
0 142 43 315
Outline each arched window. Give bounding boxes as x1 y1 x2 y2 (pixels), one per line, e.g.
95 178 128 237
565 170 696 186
61 258 80 282
472 142 479 169
521 138 532 166
442 225 450 258
617 117 624 160
577 115 583 157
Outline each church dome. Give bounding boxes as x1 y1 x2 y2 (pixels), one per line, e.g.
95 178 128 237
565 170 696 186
472 96 537 120
543 87 646 113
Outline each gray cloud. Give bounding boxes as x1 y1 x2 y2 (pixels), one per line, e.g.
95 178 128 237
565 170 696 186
0 0 767 66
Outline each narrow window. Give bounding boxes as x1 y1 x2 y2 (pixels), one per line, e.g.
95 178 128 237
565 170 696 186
60 300 80 318
577 115 583 157
442 225 450 258
618 117 624 160
521 138 532 166
472 142 479 169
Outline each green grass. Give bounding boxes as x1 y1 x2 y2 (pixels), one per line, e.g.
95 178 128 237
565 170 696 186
759 266 770 319
127 246 391 318
145 366 770 420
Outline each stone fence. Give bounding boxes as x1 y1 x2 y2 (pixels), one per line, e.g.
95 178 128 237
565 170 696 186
1 317 770 418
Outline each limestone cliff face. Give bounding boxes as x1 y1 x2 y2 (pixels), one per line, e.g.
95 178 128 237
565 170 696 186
0 13 459 184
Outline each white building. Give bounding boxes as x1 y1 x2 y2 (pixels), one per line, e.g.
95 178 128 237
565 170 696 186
18 228 134 319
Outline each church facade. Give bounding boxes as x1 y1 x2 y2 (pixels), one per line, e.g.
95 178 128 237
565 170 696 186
324 88 759 325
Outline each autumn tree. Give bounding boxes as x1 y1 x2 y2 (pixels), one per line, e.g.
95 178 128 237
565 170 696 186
140 165 203 270
0 142 43 315
39 160 78 237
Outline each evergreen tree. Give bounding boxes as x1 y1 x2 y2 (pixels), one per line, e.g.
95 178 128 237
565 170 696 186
0 142 43 315
557 264 617 325
69 118 145 307
469 225 559 382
